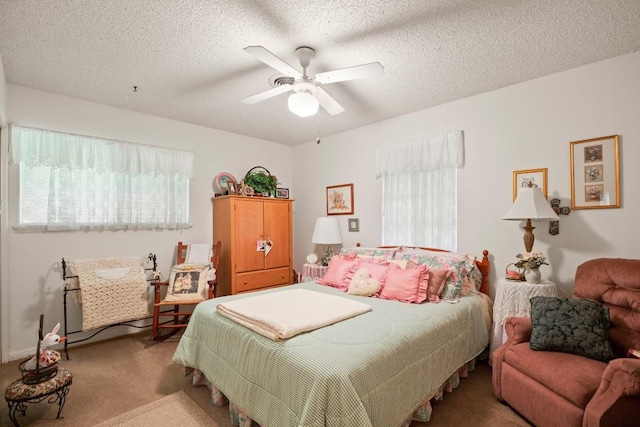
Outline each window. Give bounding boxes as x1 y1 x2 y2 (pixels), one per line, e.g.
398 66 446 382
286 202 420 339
9 125 193 231
376 131 464 251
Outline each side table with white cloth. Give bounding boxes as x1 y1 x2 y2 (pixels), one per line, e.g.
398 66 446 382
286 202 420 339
301 263 328 283
489 278 557 361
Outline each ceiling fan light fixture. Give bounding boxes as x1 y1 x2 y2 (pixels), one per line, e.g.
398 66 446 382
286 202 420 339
243 45 383 116
288 90 319 117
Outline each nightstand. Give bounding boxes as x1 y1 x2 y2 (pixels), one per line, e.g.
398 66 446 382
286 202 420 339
301 263 328 283
489 278 558 361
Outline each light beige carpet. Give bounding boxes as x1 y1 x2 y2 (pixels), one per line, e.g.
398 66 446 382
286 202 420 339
0 332 530 426
94 390 219 427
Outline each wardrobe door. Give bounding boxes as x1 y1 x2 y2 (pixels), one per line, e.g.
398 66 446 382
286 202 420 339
234 198 265 273
263 200 291 270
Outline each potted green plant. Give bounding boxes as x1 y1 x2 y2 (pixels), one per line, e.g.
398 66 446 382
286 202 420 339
243 167 278 197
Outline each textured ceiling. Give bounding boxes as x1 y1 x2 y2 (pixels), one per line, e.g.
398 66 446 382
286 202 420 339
1 1 639 146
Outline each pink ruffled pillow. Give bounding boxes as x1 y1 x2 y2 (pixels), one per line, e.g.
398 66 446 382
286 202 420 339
358 261 396 287
378 264 428 303
460 276 477 296
426 269 453 303
317 255 360 291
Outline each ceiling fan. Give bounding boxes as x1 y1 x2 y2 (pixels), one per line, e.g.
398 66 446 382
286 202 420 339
241 45 384 117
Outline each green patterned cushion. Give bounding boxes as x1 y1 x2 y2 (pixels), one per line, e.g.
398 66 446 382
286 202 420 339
529 296 614 362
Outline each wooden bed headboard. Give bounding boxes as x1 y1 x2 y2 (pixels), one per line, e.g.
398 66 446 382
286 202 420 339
475 250 490 295
356 244 491 295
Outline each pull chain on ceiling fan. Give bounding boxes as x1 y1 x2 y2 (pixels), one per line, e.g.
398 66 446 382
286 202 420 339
241 46 384 117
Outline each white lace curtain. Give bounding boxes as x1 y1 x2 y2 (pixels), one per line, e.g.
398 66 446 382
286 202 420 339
375 130 464 251
9 124 193 231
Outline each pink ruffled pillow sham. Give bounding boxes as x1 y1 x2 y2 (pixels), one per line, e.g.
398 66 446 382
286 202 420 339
426 268 453 303
317 255 360 291
317 254 451 304
378 264 429 303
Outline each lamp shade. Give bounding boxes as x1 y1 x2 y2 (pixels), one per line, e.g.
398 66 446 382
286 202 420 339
502 187 559 221
311 217 342 244
502 186 559 253
288 91 319 117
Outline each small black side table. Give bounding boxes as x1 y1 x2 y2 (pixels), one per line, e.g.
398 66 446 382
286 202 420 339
5 368 72 426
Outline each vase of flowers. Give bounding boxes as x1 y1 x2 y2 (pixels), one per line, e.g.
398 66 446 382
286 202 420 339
523 267 542 284
514 251 548 284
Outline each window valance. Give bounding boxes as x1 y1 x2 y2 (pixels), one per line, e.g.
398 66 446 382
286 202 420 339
9 124 193 178
375 130 464 177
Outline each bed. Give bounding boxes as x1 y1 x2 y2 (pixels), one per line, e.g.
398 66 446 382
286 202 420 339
173 247 491 427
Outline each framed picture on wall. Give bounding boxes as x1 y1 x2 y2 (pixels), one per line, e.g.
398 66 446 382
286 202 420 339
570 135 620 209
326 184 354 215
512 168 548 201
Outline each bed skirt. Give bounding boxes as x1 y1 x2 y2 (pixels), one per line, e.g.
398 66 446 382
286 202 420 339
190 357 480 427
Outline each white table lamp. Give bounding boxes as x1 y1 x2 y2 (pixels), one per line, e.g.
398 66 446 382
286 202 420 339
311 217 342 266
502 186 559 253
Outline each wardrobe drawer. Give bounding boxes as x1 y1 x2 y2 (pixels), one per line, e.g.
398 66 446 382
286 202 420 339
235 267 290 293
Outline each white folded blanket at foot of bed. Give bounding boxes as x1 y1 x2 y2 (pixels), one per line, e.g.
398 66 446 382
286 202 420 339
216 288 372 340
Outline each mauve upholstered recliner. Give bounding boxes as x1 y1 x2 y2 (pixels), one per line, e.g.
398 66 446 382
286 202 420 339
492 258 640 427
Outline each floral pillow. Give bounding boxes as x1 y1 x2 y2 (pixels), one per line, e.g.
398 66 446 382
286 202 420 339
354 255 391 265
339 247 398 260
529 296 614 362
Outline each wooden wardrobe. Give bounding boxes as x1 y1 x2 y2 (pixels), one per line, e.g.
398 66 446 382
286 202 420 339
212 195 293 296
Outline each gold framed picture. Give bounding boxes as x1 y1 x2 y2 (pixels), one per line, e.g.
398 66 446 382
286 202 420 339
513 168 548 201
570 135 620 209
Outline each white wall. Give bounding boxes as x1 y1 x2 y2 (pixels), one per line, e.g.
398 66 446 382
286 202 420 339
292 52 640 300
3 85 293 361
3 51 639 361
0 50 8 364
0 51 7 126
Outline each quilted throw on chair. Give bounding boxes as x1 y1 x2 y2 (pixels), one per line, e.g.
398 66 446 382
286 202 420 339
69 256 149 330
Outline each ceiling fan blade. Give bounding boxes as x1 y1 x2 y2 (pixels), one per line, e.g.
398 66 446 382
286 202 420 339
244 46 302 79
314 62 384 85
315 88 345 115
241 84 293 104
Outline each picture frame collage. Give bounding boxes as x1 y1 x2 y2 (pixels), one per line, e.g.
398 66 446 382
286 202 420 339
512 134 620 211
569 135 620 209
